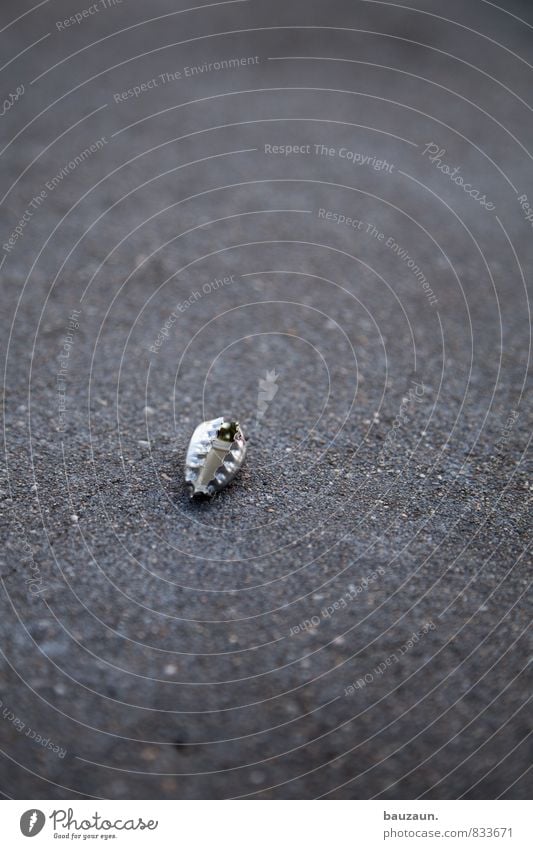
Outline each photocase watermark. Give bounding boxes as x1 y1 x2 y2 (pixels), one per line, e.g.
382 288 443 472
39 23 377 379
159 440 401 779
56 0 122 30
493 409 519 458
382 235 438 306
3 137 107 254
256 369 280 425
50 808 158 834
20 809 46 837
6 499 48 597
377 380 426 464
45 137 107 192
315 143 394 172
113 55 260 103
57 309 82 433
317 208 438 306
265 143 394 172
421 142 495 211
344 620 436 695
2 189 46 254
0 698 66 758
462 408 521 523
289 566 386 636
0 83 24 117
516 193 533 230
149 274 235 354
20 807 159 837
318 207 365 231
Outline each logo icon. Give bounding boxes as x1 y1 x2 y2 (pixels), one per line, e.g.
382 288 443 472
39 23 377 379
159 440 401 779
20 810 45 837
256 369 280 424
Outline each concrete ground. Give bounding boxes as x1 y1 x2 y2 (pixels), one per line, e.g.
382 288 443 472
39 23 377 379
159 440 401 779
0 0 531 799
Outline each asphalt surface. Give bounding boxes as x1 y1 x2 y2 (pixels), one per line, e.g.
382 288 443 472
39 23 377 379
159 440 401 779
0 0 531 799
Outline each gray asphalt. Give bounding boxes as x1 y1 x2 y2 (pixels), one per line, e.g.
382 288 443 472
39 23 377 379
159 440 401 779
0 0 531 799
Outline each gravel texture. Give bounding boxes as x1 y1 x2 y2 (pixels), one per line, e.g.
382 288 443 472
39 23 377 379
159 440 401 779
0 0 531 799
